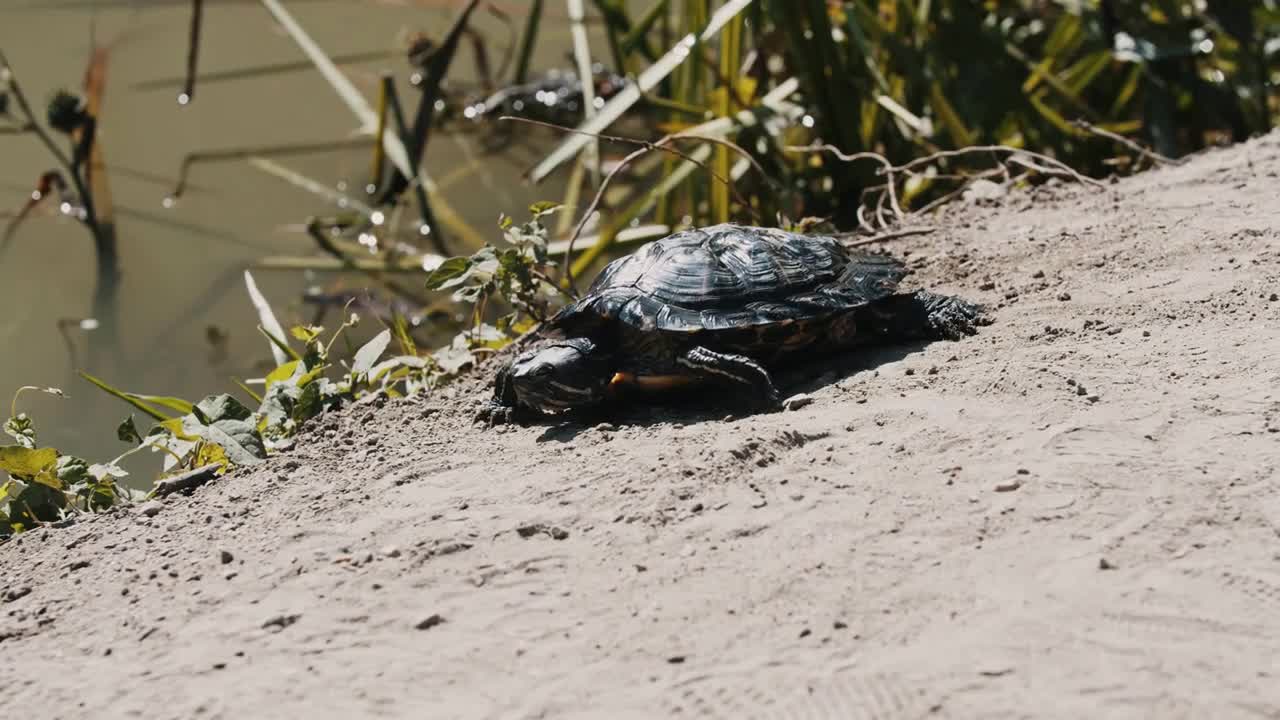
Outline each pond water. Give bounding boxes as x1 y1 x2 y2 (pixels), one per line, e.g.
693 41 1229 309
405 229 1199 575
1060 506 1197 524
1 1 579 471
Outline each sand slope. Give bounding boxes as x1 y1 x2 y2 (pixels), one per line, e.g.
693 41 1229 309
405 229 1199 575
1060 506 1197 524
3 134 1279 719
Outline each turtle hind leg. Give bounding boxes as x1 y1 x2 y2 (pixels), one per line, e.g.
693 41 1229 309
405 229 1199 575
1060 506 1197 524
860 290 989 342
677 346 781 411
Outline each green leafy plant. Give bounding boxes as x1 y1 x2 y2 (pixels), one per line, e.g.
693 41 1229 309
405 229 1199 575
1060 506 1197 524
423 201 571 371
0 387 133 536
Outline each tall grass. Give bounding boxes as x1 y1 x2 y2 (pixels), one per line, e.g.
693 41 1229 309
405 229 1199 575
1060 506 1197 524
527 0 1277 268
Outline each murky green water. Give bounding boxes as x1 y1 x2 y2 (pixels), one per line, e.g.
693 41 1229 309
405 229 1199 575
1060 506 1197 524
1 1 578 470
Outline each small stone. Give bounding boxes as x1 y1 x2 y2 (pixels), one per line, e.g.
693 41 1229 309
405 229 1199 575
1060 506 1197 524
262 614 301 631
1270 293 1278 302
927 366 939 375
137 501 164 518
1098 557 1117 570
783 394 814 411
1086 395 1100 403
1016 468 1030 475
1031 270 1045 279
380 546 402 558
798 628 812 639
1075 385 1088 396
904 368 916 376
979 280 996 291
415 614 446 631
1142 330 1151 337
1057 292 1072 302
833 620 848 630
667 656 686 664
994 479 1023 493
219 550 234 565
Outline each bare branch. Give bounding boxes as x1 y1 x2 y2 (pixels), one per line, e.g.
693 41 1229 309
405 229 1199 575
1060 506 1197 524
1072 119 1183 168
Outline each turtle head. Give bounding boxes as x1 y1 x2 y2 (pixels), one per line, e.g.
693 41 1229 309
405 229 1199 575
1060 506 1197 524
506 337 612 414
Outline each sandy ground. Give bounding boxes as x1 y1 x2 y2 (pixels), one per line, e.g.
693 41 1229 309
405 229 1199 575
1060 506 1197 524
3 133 1280 719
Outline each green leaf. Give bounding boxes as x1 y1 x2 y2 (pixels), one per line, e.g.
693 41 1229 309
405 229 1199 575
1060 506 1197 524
528 201 563 218
194 394 254 424
10 480 66 525
0 478 28 506
257 382 298 436
79 372 187 422
87 461 129 483
117 415 143 445
498 248 534 285
424 257 473 290
290 325 324 343
291 381 323 425
4 414 36 449
258 326 303 363
297 364 329 388
232 378 264 405
452 283 487 304
433 334 477 375
0 446 58 478
389 309 417 357
180 415 266 467
265 360 302 390
352 330 392 378
54 455 91 486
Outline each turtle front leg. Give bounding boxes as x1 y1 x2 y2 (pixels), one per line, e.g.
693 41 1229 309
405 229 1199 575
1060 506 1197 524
862 290 989 342
474 361 538 426
678 346 781 411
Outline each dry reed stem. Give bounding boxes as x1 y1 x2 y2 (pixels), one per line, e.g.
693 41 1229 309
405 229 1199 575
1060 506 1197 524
499 115 768 294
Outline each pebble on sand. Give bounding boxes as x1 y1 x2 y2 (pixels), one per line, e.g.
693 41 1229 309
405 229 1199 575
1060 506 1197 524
415 614 446 631
783 394 814 411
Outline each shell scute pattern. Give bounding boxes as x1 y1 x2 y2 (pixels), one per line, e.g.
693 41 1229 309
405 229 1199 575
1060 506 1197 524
556 223 907 336
631 226 844 309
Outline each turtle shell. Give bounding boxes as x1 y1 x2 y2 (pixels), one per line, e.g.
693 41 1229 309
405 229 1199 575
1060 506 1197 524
550 223 907 336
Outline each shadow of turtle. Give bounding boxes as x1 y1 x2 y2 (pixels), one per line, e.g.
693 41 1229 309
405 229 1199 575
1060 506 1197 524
531 340 931 444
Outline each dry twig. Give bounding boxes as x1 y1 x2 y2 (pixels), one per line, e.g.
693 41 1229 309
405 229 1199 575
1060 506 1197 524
1072 119 1183 168
787 141 1108 235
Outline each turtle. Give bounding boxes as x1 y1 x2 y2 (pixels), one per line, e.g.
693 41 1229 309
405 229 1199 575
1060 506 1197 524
478 223 986 423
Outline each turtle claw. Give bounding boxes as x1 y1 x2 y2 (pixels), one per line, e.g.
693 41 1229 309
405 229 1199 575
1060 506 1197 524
919 292 988 340
474 402 517 427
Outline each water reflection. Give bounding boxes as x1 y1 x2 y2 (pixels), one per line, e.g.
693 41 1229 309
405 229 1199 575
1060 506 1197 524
0 1 578 471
